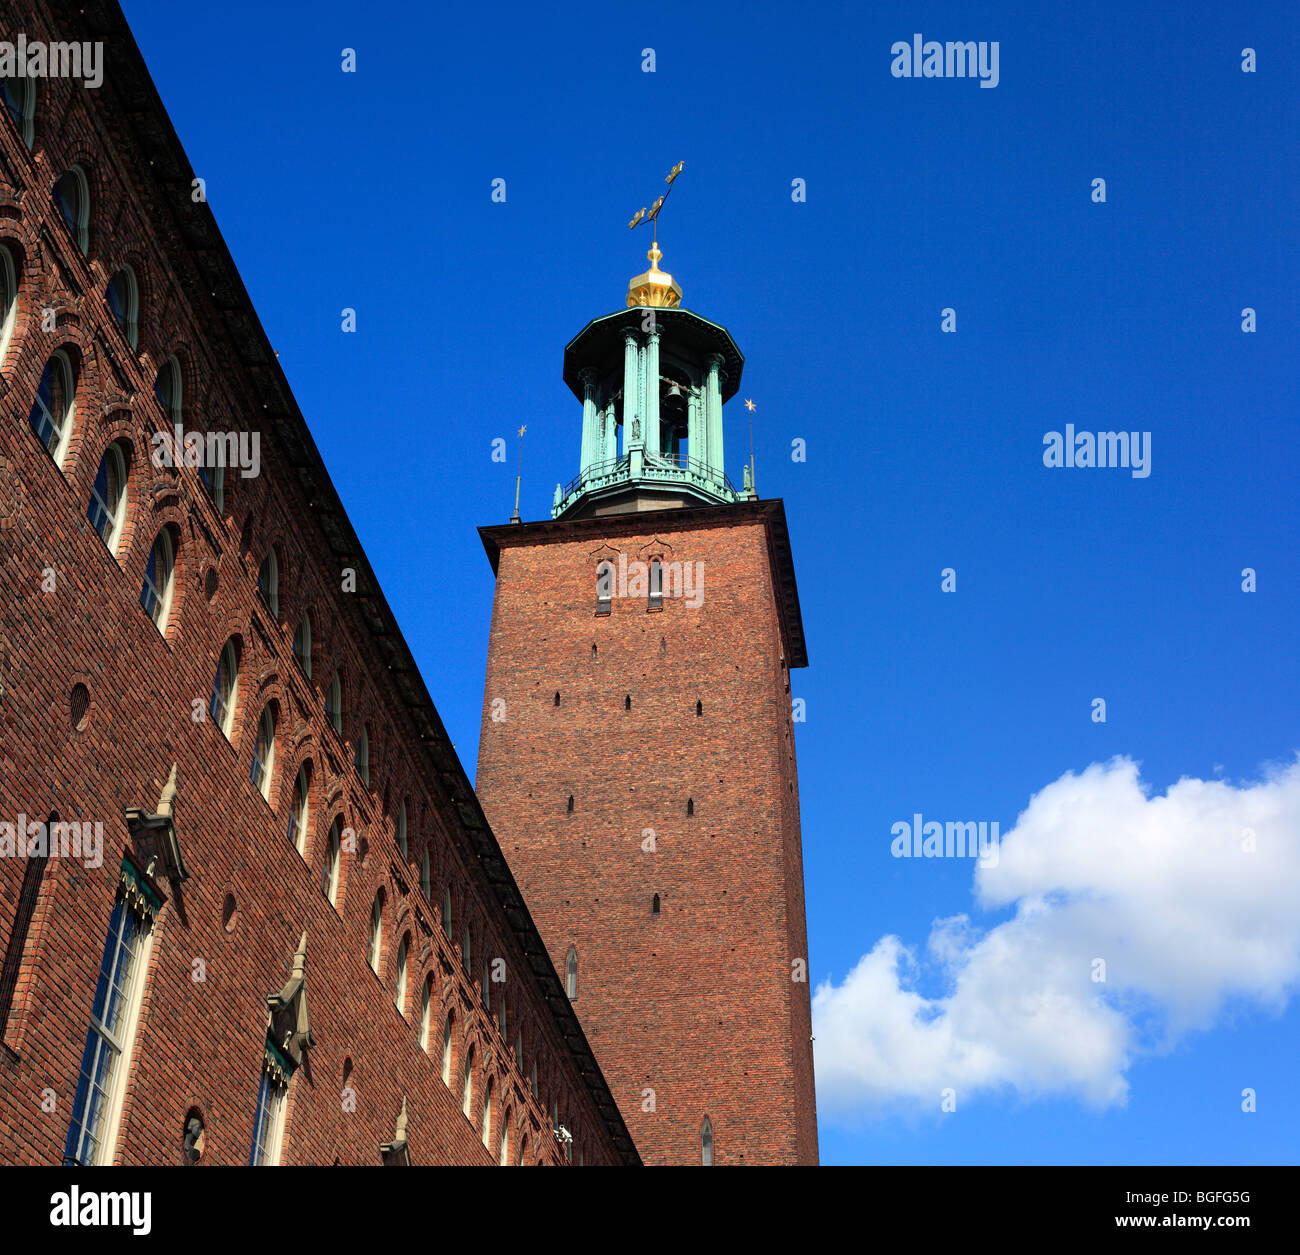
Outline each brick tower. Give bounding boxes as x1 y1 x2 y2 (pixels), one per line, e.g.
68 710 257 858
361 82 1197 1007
476 233 817 1164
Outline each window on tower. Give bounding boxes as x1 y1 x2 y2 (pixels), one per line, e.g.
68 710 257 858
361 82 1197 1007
595 561 613 615
648 559 663 609
565 946 578 1001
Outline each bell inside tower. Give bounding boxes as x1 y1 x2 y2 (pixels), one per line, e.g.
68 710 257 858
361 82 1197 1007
660 371 689 463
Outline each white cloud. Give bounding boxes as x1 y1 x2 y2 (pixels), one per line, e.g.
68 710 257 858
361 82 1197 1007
812 756 1300 1117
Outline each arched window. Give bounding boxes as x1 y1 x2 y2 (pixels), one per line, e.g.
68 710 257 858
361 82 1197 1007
624 695 632 711
530 1057 538 1098
701 1116 713 1166
354 727 370 785
209 638 240 738
52 166 90 254
1 75 35 148
687 797 694 817
29 350 76 465
395 802 408 857
649 558 663 608
565 946 578 1001
498 990 507 1038
441 1012 454 1086
566 794 574 813
0 244 18 366
105 267 139 350
481 959 491 1011
419 975 434 1052
514 1027 522 1063
596 560 614 614
696 699 703 717
420 849 432 901
481 1076 493 1148
461 1047 474 1118
325 672 342 734
293 612 312 677
553 691 560 706
87 442 129 554
250 706 276 800
394 934 409 1014
441 886 452 933
499 1108 511 1166
652 893 660 915
153 356 181 422
367 891 384 974
321 817 342 905
462 926 471 978
199 459 225 513
257 549 279 618
139 528 176 633
287 763 310 854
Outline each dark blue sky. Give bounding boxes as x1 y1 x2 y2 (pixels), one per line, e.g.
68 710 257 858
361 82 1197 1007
121 0 1299 1164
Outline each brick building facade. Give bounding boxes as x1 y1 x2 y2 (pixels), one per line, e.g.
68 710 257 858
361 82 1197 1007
0 0 636 1167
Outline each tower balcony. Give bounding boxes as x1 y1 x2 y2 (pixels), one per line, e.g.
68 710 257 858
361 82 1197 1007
553 451 737 519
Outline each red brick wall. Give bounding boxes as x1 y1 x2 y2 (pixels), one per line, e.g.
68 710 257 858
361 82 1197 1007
476 507 819 1164
0 0 628 1167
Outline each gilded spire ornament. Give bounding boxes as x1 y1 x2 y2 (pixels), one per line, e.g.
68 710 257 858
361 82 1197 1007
627 161 685 308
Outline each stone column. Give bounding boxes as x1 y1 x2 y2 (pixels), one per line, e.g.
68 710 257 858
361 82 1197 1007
705 353 725 486
687 383 703 475
579 367 598 477
605 400 618 461
622 328 640 447
644 319 661 460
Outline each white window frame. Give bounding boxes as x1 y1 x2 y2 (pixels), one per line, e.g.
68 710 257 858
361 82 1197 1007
322 818 341 906
419 977 433 1052
287 764 310 855
325 673 342 734
139 528 176 633
481 1077 493 1148
354 727 369 785
0 244 18 367
154 356 182 422
258 549 280 619
441 1013 454 1086
2 75 36 148
293 612 312 677
30 350 76 467
64 894 155 1166
461 1048 474 1118
209 639 239 738
53 165 90 254
87 442 128 555
367 892 384 974
250 1068 288 1166
394 935 409 1015
250 706 276 800
106 265 139 350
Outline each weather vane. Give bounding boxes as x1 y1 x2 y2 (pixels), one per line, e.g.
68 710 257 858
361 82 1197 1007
628 161 685 247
